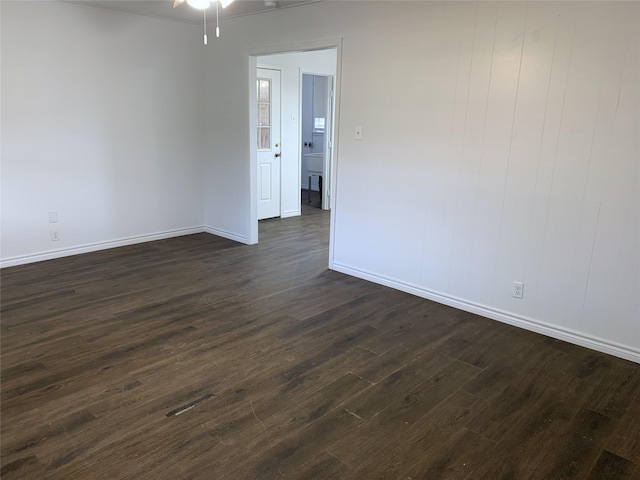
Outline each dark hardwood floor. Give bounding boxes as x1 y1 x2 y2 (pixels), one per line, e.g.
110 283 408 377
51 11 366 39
1 205 639 479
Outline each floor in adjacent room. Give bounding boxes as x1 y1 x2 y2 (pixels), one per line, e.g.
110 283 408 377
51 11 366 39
1 206 639 479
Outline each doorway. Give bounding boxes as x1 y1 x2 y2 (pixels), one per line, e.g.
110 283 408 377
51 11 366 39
253 49 336 220
248 42 341 267
301 73 333 211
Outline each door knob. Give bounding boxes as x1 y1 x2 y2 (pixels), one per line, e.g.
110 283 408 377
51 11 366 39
274 153 281 158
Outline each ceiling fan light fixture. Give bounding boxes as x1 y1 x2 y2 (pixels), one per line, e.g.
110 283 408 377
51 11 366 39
186 0 210 9
176 0 235 43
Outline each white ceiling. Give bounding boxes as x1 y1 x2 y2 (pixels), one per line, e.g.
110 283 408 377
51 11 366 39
67 0 323 25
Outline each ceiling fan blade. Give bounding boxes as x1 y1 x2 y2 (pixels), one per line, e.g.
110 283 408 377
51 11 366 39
173 0 186 8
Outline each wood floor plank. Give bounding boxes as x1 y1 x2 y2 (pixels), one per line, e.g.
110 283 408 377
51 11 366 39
405 427 496 480
528 408 616 479
472 389 578 479
288 451 349 480
340 389 484 479
328 361 484 469
605 394 640 463
342 355 457 421
587 449 637 480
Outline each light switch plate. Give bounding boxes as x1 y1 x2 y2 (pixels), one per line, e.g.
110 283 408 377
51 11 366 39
355 126 362 140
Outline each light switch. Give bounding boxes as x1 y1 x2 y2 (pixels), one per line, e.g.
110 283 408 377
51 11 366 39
48 211 58 223
355 126 362 140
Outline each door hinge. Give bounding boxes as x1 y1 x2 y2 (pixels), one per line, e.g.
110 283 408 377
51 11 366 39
328 140 333 148
330 90 334 98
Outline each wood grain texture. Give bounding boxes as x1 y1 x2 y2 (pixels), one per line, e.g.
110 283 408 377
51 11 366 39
2 206 639 479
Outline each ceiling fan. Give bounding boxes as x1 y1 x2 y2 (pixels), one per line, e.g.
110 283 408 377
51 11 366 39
173 0 236 44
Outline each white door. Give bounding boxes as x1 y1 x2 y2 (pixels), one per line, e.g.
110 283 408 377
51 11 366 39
257 68 281 220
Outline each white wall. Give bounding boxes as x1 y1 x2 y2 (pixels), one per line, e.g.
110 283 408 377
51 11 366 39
1 1 205 266
202 1 639 361
257 50 336 217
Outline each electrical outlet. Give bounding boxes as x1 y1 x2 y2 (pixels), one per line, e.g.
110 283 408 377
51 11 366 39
512 281 524 299
51 229 60 241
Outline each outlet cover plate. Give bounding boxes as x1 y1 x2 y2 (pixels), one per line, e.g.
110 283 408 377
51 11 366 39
512 281 524 299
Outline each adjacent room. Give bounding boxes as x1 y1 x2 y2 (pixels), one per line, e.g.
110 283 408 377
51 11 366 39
2 0 638 478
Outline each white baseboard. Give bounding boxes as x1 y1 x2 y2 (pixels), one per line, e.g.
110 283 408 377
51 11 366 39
281 210 301 219
203 226 249 244
332 262 640 364
1 227 205 269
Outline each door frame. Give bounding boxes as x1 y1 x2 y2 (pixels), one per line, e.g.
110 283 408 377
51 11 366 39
247 38 343 271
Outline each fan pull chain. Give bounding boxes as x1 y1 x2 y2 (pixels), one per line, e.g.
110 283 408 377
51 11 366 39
216 1 220 37
203 9 207 45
